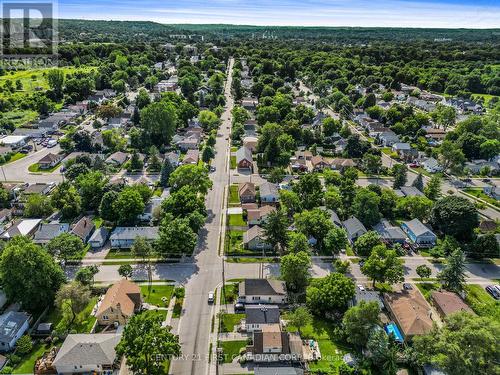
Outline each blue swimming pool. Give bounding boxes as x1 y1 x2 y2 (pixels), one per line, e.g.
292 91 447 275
385 323 404 342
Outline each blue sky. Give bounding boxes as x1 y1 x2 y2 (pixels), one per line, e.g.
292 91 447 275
55 0 500 28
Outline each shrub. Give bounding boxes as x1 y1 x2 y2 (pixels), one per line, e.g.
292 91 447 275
15 335 33 355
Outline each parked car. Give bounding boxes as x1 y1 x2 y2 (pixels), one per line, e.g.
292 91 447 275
234 303 245 312
208 291 214 304
482 178 491 183
403 283 413 290
47 139 57 148
408 162 419 168
486 285 500 300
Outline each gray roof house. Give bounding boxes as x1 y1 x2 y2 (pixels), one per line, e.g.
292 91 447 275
236 146 253 170
342 216 367 243
110 227 159 248
245 305 281 332
350 289 384 309
400 219 437 248
243 226 272 251
238 279 287 305
373 219 407 244
89 227 110 249
33 223 70 245
105 151 129 166
400 186 425 197
0 311 30 352
260 182 279 203
53 333 121 374
71 216 95 243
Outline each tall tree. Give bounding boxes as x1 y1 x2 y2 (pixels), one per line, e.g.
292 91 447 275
306 273 355 315
47 233 85 263
392 164 407 189
430 196 479 241
140 101 178 146
280 251 312 293
287 307 312 336
438 248 466 293
424 175 442 200
169 164 212 195
342 301 381 347
55 281 91 327
412 173 424 192
361 245 404 288
263 210 289 253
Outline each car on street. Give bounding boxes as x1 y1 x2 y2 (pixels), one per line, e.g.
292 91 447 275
210 166 216 172
486 285 500 300
357 284 365 291
403 283 413 290
47 139 57 148
208 291 214 304
408 162 419 168
482 178 491 183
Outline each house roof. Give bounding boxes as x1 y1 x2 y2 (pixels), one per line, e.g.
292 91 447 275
34 223 70 242
110 226 159 241
53 333 121 368
96 279 141 318
311 156 329 167
384 289 433 337
259 182 278 197
71 216 95 240
431 290 474 316
392 143 412 151
0 311 30 343
24 183 52 194
183 149 199 163
373 220 407 241
243 225 265 243
245 305 280 325
239 279 286 296
236 146 253 164
331 158 356 168
1 219 41 239
239 182 256 197
38 153 61 164
106 151 129 165
89 227 110 243
342 216 367 238
402 219 436 238
400 186 424 197
252 332 290 355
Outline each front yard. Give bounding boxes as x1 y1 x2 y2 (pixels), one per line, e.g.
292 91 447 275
141 285 174 307
228 184 240 205
220 313 244 333
221 283 239 305
463 188 500 208
230 155 237 169
228 213 246 227
218 340 247 363
28 162 61 173
464 284 500 320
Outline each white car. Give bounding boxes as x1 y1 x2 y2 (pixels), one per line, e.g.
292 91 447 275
357 284 365 291
208 291 214 304
47 139 57 148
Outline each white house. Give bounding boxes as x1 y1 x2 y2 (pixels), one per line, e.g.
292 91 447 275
245 305 281 333
110 227 159 248
89 227 110 249
238 279 287 305
0 311 30 352
422 158 442 173
259 182 279 204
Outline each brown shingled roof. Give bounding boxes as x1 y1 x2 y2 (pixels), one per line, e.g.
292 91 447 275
96 279 141 318
431 290 474 317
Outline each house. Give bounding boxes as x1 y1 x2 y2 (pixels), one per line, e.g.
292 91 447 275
0 311 30 352
23 182 55 195
139 197 162 222
105 151 129 166
239 182 256 203
176 134 201 151
400 186 425 197
236 146 253 170
182 149 199 165
311 156 330 171
0 209 12 225
422 158 442 173
378 131 400 147
260 182 279 204
71 216 95 243
242 97 258 111
52 333 121 374
243 136 259 152
33 223 70 245
1 218 41 239
350 289 384 309
245 305 280 333
295 150 313 161
373 219 407 245
465 159 498 174
110 227 159 248
400 219 437 248
247 206 276 226
0 135 28 148
383 289 434 340
243 226 272 251
96 279 142 325
392 143 417 160
238 279 287 305
89 227 110 249
342 216 367 243
248 330 302 363
483 186 500 200
431 290 474 318
330 158 356 170
38 153 63 169
424 128 447 140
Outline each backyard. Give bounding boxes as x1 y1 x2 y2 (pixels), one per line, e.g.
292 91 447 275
228 184 240 205
464 284 500 320
228 213 246 227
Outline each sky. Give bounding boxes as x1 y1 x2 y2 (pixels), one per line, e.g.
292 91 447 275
45 0 500 28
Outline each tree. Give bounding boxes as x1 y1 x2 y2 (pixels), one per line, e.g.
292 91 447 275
198 110 220 130
280 251 312 293
430 196 479 241
156 217 197 256
392 164 407 189
353 188 380 227
132 236 155 289
362 153 382 175
324 187 343 212
412 173 424 192
160 158 174 188
324 227 348 255
306 273 355 315
51 182 82 220
432 104 456 130
333 259 351 274
366 329 398 375
263 210 289 253
75 265 99 287
15 335 33 355
24 193 53 218
99 191 119 222
287 307 312 335
76 171 108 211
162 186 206 219
416 265 432 279
287 232 309 254
169 164 212 195
129 152 144 171
55 281 91 327
47 69 65 99
0 237 65 310
396 196 434 221
140 101 178 146
424 175 442 200
136 88 151 109
342 301 381 347
116 312 181 375
279 190 302 217
201 145 215 164
118 264 134 279
322 117 341 137
438 248 466 293
114 188 145 225
361 245 404 288
413 312 499 375
292 173 323 210
471 233 500 259
268 167 285 183
97 104 122 119
354 231 382 256
294 209 334 251
47 233 85 263
439 140 465 172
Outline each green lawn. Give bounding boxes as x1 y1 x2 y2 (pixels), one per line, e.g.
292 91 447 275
464 188 499 208
141 285 174 307
45 297 98 334
228 214 246 227
105 249 133 259
415 283 440 300
1 110 38 128
142 309 168 321
172 297 184 318
218 340 247 363
0 152 27 165
230 155 237 169
221 283 239 305
465 284 500 320
220 313 244 333
225 230 245 255
229 184 240 204
28 162 61 173
92 217 104 228
13 342 54 374
285 315 350 372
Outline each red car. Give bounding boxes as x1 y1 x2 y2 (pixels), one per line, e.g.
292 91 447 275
408 163 419 168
